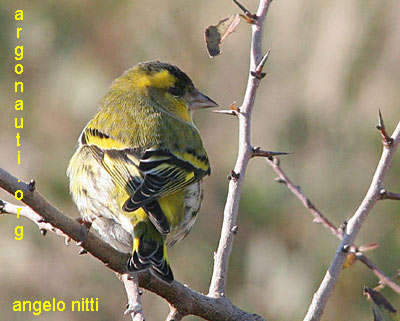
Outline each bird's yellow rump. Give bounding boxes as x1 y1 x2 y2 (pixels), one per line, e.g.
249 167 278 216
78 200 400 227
67 61 217 283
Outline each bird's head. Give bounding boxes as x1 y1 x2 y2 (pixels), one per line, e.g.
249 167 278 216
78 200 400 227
113 61 218 122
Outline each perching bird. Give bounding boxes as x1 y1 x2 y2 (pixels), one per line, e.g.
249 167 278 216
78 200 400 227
67 61 217 283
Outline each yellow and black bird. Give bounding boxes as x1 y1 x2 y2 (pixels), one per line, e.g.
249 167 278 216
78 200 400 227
67 61 217 283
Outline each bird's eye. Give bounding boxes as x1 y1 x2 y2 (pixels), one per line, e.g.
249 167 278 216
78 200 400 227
168 86 184 97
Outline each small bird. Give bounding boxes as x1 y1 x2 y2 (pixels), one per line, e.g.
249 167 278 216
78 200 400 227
67 61 217 283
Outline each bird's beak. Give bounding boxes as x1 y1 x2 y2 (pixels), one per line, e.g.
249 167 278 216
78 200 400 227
187 89 218 110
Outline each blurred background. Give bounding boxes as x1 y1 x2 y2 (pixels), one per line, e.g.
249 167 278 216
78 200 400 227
1 0 400 320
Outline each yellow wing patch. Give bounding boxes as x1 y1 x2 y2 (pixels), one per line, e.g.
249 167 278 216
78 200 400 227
101 152 141 193
174 151 210 172
83 127 127 149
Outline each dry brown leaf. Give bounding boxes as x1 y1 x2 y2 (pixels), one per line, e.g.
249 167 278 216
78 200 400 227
205 14 241 57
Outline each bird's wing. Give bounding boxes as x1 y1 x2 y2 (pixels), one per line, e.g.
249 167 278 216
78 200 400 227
82 128 172 234
123 148 210 212
81 127 210 235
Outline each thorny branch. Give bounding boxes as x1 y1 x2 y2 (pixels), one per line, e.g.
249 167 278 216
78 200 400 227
262 111 400 319
267 157 342 238
357 255 400 294
3 0 398 320
379 189 400 201
208 0 274 299
0 167 264 321
1 0 276 319
266 156 400 296
303 119 400 321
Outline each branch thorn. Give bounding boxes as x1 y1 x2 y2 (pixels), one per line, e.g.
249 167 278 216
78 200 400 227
251 147 290 158
250 71 266 80
377 109 384 130
79 248 88 255
231 225 239 234
212 109 239 117
27 179 36 192
338 219 348 234
258 49 271 73
227 170 240 181
124 303 142 315
274 177 286 184
312 217 323 224
233 0 257 22
251 48 271 80
341 244 354 253
376 109 393 146
65 237 71 246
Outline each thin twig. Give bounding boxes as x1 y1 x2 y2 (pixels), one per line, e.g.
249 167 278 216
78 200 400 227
379 189 400 201
357 254 400 295
208 0 273 298
121 274 146 321
303 120 400 321
267 157 342 238
266 155 400 295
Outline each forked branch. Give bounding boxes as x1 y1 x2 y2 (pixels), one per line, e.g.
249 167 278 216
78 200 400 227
303 119 400 321
267 155 400 296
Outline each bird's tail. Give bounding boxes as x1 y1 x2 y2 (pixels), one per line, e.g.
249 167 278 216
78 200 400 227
127 232 174 284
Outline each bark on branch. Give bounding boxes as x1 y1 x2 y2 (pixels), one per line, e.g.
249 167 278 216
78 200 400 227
267 155 400 296
0 167 264 320
1 0 276 319
209 0 273 299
